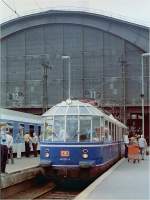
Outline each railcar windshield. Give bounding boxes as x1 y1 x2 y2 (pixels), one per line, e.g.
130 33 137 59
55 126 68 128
53 116 65 141
79 116 91 141
66 116 78 141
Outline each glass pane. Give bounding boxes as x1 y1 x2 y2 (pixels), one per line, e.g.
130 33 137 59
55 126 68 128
101 117 104 126
79 106 90 115
15 123 24 143
112 124 115 141
92 116 100 142
86 107 96 115
53 116 65 141
67 106 78 115
48 106 59 114
44 117 53 141
80 116 91 141
55 106 67 115
66 116 78 141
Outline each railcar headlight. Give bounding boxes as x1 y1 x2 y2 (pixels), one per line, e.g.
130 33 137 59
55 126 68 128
45 152 50 158
82 153 88 159
45 149 50 158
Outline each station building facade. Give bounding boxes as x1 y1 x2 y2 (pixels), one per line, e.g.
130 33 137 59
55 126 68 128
1 11 149 142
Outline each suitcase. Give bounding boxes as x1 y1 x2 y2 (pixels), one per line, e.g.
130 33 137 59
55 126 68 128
128 144 140 163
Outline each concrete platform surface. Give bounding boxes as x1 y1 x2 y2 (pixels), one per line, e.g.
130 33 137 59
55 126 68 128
75 156 150 200
6 156 40 173
1 156 43 189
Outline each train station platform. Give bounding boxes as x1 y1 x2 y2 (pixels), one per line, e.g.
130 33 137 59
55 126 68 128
75 156 150 200
6 156 40 173
0 156 44 189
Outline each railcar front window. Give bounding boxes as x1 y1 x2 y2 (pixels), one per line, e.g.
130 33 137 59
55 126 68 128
53 116 65 141
80 116 91 141
66 116 78 141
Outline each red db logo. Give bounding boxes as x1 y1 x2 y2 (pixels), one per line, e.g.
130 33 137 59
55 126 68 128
60 150 70 157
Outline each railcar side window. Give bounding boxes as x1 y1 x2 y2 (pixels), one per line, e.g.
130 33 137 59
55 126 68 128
66 116 78 141
29 125 34 137
44 117 53 141
112 123 115 141
19 124 25 134
92 116 100 142
16 123 24 143
100 117 105 141
6 122 14 137
38 126 41 137
114 124 118 141
103 120 109 142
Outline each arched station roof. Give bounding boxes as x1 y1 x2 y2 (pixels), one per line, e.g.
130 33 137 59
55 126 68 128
1 10 149 52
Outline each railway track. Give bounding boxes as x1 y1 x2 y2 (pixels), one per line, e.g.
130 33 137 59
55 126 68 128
2 177 81 200
35 187 80 199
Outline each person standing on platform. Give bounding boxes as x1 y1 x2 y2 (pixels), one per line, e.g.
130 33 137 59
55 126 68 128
16 127 24 158
6 129 14 164
32 132 39 157
24 132 32 157
124 134 129 158
0 123 8 173
138 135 147 160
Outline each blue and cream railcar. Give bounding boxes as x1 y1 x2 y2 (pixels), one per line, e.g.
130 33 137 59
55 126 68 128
0 108 42 153
40 100 127 181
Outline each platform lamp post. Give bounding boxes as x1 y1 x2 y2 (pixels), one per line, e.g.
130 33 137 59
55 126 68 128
61 56 71 100
141 53 150 137
42 62 52 113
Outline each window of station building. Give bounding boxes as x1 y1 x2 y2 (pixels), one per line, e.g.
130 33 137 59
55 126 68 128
66 116 78 141
80 116 91 141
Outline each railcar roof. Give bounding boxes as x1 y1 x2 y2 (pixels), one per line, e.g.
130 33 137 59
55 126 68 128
42 99 127 128
0 108 42 124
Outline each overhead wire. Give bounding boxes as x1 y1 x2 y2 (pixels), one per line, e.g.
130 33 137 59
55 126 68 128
1 0 20 17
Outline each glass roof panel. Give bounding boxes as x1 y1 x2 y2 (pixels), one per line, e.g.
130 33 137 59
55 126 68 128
79 106 90 115
42 100 104 117
86 106 98 115
88 106 102 115
55 106 67 115
67 106 78 115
